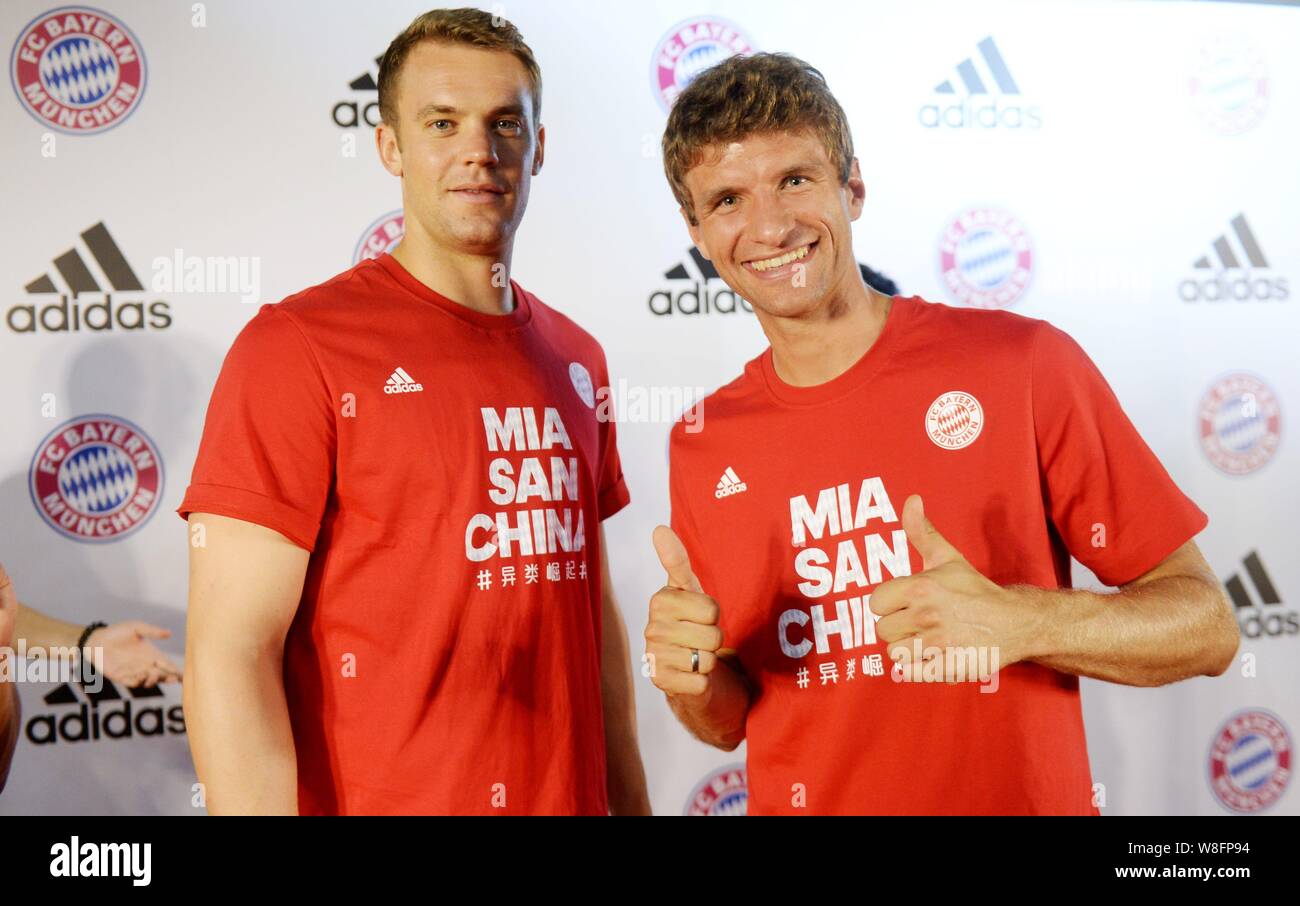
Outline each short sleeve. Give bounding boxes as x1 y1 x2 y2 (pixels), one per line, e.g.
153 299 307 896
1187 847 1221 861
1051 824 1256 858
593 350 630 520
1031 320 1208 587
177 305 336 551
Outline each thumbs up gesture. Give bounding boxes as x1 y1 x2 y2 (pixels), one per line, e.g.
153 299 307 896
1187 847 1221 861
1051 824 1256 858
869 495 1038 682
645 526 724 697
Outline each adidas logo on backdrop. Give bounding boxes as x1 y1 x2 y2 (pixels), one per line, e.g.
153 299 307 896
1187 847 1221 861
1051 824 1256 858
26 679 185 745
10 222 171 334
920 36 1042 129
332 54 384 128
1224 551 1297 640
1180 214 1288 303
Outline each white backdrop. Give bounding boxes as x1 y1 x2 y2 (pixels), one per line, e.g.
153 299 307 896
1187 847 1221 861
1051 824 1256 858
1 0 1296 816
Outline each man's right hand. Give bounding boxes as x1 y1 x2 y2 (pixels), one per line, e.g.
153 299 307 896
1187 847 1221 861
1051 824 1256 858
646 526 723 698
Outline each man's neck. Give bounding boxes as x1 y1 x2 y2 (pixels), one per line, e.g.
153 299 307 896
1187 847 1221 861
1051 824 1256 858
390 233 515 316
760 278 894 388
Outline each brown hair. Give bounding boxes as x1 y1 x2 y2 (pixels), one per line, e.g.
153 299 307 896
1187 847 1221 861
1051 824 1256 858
378 7 543 131
662 53 854 224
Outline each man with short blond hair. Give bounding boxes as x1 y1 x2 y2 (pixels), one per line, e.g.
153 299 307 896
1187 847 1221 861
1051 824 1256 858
645 52 1237 815
181 8 648 815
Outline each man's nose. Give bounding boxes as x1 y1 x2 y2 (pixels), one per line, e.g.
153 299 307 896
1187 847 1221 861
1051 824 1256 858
747 193 795 247
461 124 500 167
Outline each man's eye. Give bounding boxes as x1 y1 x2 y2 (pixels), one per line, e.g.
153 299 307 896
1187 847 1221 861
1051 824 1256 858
496 119 522 131
787 175 808 187
719 195 737 208
430 120 452 130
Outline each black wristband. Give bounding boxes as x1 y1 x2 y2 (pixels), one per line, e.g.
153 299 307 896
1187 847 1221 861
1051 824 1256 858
77 621 107 655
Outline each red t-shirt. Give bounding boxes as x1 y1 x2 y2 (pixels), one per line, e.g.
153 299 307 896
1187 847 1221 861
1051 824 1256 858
669 294 1208 815
179 253 630 815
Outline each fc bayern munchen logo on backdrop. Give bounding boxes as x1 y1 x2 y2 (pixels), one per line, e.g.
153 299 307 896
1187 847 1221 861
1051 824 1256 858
1189 34 1268 136
651 16 755 112
10 6 147 135
29 414 163 543
1207 709 1292 813
354 210 404 264
353 210 403 265
1197 372 1281 475
937 207 1033 309
684 763 747 815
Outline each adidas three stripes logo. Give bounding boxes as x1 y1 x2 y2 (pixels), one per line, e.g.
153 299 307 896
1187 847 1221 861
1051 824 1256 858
383 366 423 394
715 466 748 499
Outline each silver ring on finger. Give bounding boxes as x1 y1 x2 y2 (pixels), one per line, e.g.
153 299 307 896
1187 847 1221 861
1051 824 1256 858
690 648 700 673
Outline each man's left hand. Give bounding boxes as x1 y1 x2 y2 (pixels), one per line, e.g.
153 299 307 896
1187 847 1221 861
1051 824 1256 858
870 495 1044 682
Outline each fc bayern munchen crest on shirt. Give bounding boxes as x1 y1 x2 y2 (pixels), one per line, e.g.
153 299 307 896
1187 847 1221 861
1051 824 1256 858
684 763 747 815
926 391 984 450
650 16 755 112
10 6 147 135
568 362 595 408
937 207 1033 309
1207 709 1292 813
29 413 163 543
353 210 404 264
1198 372 1281 475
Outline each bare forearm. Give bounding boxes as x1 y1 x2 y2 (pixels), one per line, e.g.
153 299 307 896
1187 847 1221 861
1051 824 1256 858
14 604 81 651
184 513 309 813
185 644 298 814
600 598 650 816
1017 576 1238 686
667 656 750 750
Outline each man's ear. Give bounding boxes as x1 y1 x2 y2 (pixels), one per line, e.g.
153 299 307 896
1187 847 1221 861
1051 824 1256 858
682 208 708 258
532 123 545 176
845 156 866 222
376 122 403 178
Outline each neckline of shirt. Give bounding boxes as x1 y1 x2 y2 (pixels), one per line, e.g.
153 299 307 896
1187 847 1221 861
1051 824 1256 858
756 295 914 407
374 252 533 331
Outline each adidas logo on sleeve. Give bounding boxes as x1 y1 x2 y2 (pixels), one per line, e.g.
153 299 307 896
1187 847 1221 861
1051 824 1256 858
715 466 748 498
384 366 423 394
